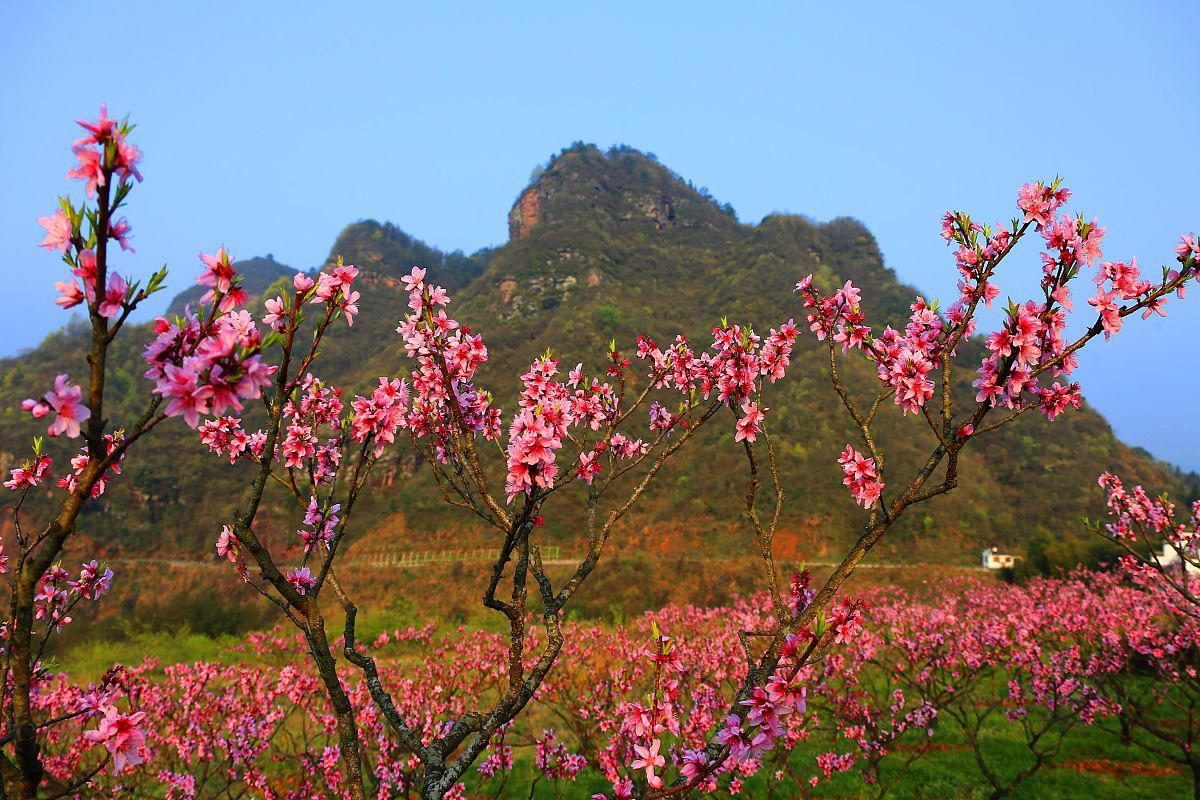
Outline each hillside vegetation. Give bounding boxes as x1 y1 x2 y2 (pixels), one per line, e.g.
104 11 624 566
1 144 1192 575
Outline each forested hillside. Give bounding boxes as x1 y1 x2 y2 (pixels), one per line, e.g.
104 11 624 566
1 144 1191 570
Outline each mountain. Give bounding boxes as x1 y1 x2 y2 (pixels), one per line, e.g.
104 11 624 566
1 143 1192 576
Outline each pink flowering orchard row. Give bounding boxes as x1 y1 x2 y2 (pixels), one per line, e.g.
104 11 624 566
21 571 1198 799
4 105 1197 799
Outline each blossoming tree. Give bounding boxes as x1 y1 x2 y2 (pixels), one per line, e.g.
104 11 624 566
2 109 280 797
0 107 168 796
201 253 798 798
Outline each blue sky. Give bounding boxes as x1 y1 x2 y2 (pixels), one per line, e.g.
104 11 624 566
2 2 1198 469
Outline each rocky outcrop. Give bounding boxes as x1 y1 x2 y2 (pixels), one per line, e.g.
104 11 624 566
498 278 519 304
495 272 580 318
645 193 676 229
356 270 401 290
508 187 546 239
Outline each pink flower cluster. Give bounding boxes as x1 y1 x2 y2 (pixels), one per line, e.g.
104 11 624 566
312 262 361 326
795 279 945 417
972 182 1190 412
394 266 500 458
533 729 587 782
196 247 245 312
143 263 275 427
838 445 884 509
286 566 316 595
63 104 142 198
33 560 114 634
195 262 372 477
281 374 344 479
389 265 789 505
22 374 90 439
298 496 341 554
1098 472 1197 549
55 433 125 498
3 454 54 491
37 106 144 314
41 234 124 315
349 377 408 457
505 356 579 499
1095 471 1200 614
198 416 267 464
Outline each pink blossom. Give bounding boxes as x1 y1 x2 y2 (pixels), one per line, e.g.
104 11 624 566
629 738 665 789
37 208 73 252
42 374 91 438
66 144 105 197
156 364 213 428
71 560 114 600
577 450 602 484
73 249 98 303
1017 181 1069 229
98 273 127 318
402 266 427 292
216 525 240 562
1141 296 1168 320
1038 382 1082 421
21 398 50 418
1087 288 1123 340
54 279 85 309
109 217 135 252
1176 232 1198 259
113 134 143 184
196 248 237 304
340 289 360 326
4 456 53 491
74 104 118 143
286 566 316 595
263 296 288 331
84 705 148 774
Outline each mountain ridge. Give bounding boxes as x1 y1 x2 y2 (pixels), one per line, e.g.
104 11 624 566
1 143 1193 574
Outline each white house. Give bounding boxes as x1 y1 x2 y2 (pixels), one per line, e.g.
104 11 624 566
1156 543 1200 575
981 547 1017 570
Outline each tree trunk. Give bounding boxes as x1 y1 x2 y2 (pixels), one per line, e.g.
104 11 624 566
305 612 366 800
9 577 41 800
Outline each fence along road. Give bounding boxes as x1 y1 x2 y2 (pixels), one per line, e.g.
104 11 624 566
111 550 984 571
347 546 575 567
